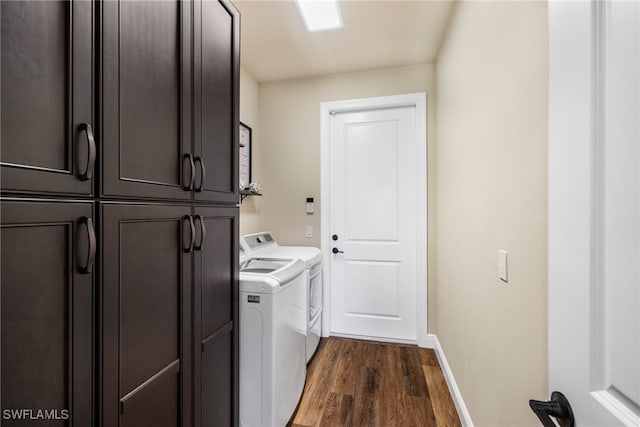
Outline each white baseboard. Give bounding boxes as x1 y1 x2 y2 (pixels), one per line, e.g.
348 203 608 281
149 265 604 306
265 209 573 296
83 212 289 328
423 334 438 349
427 334 474 427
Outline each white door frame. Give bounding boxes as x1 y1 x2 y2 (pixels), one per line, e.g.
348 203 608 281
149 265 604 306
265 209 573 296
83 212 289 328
320 92 428 347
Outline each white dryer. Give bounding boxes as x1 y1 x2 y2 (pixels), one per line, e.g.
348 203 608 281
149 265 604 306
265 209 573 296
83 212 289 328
239 250 307 427
241 232 323 362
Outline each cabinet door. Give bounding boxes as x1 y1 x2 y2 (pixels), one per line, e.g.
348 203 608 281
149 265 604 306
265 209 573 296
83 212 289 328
193 206 239 426
1 200 94 425
101 1 192 201
193 0 240 203
1 1 94 196
101 204 193 426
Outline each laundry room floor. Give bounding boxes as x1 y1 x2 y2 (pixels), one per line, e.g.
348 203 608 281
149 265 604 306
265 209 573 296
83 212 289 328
289 337 462 427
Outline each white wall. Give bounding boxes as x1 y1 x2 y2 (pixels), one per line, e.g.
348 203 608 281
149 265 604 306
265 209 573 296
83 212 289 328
239 67 262 236
435 2 548 426
255 63 437 331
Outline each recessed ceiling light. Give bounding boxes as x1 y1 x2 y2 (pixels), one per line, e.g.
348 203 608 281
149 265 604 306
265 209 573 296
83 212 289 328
295 0 343 32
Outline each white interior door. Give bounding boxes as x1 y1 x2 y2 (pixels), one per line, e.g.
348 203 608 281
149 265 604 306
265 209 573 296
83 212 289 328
329 106 417 342
549 1 640 425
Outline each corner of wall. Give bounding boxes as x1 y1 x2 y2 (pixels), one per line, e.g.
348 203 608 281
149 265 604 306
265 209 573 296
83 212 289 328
239 67 262 235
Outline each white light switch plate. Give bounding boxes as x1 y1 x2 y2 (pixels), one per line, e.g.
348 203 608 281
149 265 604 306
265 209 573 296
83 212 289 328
305 226 313 238
498 250 508 283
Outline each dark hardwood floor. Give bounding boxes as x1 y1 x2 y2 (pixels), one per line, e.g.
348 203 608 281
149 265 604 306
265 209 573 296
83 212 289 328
289 337 462 427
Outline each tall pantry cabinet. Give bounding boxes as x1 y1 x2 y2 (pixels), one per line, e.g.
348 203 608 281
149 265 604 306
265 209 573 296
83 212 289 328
1 1 240 426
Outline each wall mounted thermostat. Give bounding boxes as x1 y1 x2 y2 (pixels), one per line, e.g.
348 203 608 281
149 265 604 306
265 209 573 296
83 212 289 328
306 197 314 214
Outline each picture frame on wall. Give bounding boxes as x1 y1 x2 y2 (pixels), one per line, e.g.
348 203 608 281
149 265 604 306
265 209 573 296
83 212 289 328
239 122 252 188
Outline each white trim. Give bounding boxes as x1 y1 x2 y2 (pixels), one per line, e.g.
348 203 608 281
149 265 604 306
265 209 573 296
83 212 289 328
428 334 475 427
423 334 437 349
591 391 640 427
320 92 429 346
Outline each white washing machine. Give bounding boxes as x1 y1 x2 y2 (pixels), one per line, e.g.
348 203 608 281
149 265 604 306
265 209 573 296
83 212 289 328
241 232 323 362
239 250 307 427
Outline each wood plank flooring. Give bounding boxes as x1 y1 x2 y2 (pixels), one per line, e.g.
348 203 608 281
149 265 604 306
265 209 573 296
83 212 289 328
289 338 462 427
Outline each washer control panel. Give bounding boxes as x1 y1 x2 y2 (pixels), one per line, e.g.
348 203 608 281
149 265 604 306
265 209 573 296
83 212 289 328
245 232 275 250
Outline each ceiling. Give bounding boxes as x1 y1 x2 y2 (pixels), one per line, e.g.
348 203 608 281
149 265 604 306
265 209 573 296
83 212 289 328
235 0 455 82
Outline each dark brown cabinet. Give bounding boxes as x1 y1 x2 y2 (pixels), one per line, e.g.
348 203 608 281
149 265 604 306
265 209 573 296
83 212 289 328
1 200 95 426
101 203 239 427
193 207 239 426
1 0 94 196
101 0 240 204
101 203 194 426
101 0 193 201
1 1 240 425
194 0 240 204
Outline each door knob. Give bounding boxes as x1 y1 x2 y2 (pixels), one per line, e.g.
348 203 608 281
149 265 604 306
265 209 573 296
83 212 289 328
529 391 575 427
332 247 344 254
